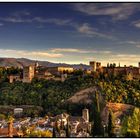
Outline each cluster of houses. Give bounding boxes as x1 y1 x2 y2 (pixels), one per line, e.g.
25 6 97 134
0 108 92 137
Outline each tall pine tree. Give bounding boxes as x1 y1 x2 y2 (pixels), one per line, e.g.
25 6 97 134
65 118 70 137
108 110 115 137
53 128 56 138
92 91 102 137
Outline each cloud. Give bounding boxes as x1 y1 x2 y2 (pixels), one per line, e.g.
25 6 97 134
0 10 116 40
0 17 32 23
132 20 140 28
0 10 32 23
0 14 114 40
109 53 140 64
73 3 139 20
0 9 72 26
0 15 72 25
123 40 140 48
136 45 140 48
76 23 115 39
12 10 31 17
0 9 117 40
0 23 4 26
34 17 72 25
77 23 96 34
51 48 85 53
109 53 140 66
0 10 72 26
30 51 63 58
51 48 111 54
125 41 137 44
134 22 140 28
0 49 63 58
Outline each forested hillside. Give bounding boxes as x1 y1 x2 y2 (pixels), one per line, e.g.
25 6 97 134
0 75 139 115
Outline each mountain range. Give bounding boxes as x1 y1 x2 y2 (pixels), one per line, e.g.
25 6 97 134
0 58 90 69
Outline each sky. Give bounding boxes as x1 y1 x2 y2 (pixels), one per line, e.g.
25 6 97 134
0 3 140 66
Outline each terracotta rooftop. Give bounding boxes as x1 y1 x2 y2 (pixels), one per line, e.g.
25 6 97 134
68 116 85 122
0 128 21 137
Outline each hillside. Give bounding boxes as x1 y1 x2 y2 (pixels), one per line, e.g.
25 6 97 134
101 102 135 124
0 57 90 69
67 87 103 104
67 87 136 122
0 58 23 68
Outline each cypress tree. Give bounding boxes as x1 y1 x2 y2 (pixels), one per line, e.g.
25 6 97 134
108 110 115 137
92 91 102 136
95 91 100 113
65 119 70 137
53 128 56 138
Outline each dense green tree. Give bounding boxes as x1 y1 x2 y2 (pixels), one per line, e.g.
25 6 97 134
108 110 115 137
65 119 70 137
52 128 56 138
92 91 102 136
121 108 140 137
0 71 139 118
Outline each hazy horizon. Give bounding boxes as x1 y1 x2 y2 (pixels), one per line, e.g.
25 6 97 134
0 56 140 67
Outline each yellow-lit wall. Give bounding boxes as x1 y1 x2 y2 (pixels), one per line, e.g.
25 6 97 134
47 67 74 75
58 67 74 73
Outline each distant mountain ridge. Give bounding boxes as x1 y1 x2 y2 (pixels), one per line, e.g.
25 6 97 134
0 57 90 69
